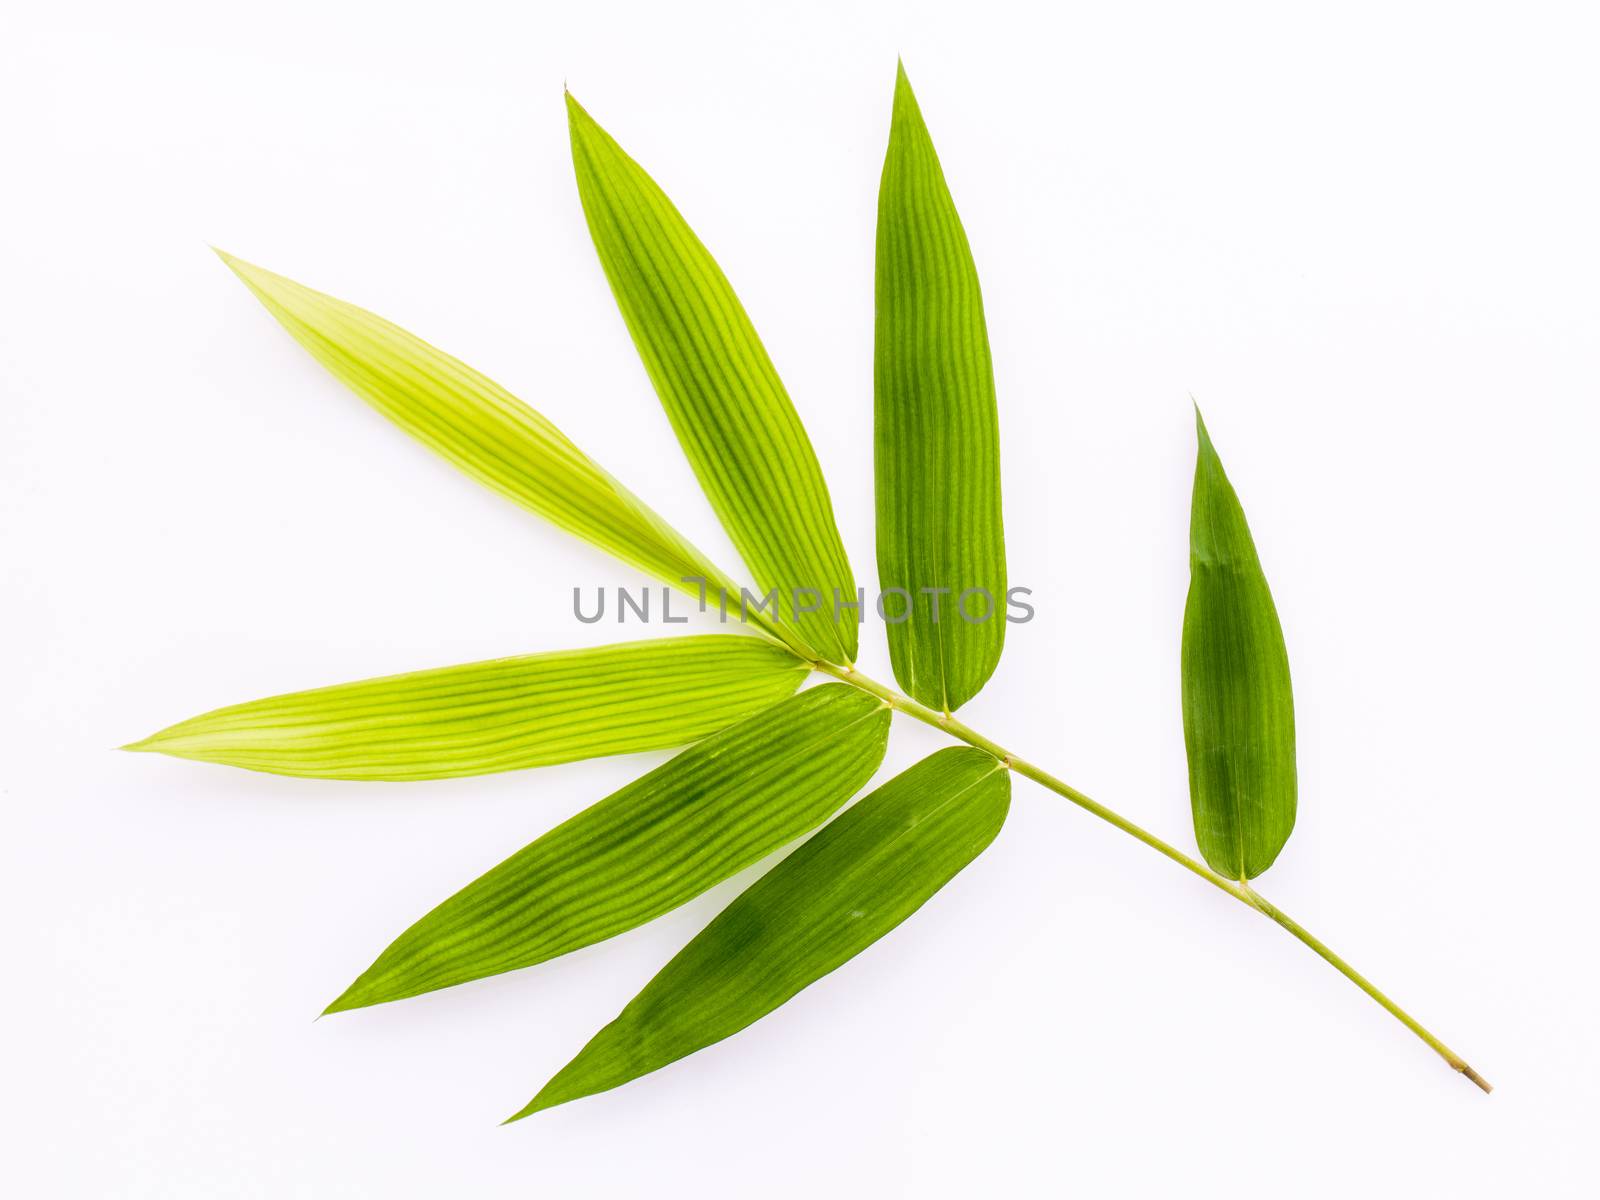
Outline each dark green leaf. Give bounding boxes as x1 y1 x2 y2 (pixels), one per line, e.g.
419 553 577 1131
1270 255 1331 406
125 635 808 781
874 63 1007 712
512 746 1009 1118
326 684 890 1012
1182 408 1297 880
567 94 859 665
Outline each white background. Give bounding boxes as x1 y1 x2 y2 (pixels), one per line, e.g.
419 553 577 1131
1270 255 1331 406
4 1 1596 1195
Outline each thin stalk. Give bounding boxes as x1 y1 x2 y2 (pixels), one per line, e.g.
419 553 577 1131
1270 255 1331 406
811 659 1490 1093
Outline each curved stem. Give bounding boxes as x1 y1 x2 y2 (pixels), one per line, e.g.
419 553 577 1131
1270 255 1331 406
811 660 1490 1094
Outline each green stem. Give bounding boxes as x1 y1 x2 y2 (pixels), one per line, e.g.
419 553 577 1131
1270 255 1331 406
811 659 1490 1094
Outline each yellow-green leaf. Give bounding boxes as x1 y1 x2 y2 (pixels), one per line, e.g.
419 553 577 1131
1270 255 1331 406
215 251 746 610
326 684 890 1012
566 95 858 665
1182 409 1297 879
874 64 1007 713
125 636 807 781
512 746 1008 1118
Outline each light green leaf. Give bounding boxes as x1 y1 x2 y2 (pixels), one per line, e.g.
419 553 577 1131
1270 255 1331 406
566 94 858 665
326 684 890 1012
1182 409 1297 880
124 635 808 782
873 64 1007 714
512 746 1008 1118
214 251 748 612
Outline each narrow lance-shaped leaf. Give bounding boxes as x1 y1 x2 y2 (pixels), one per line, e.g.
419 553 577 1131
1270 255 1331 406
327 684 890 1012
1182 409 1297 880
124 635 807 782
875 63 1007 713
512 746 1009 1118
567 94 858 665
214 252 750 615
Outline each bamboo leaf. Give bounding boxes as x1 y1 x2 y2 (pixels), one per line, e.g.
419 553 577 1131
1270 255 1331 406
874 64 1007 713
326 684 890 1012
1182 409 1297 880
214 251 747 609
566 94 859 665
125 635 808 781
512 746 1008 1118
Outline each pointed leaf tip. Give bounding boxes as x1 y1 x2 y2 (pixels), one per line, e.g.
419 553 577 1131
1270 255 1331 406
212 246 254 279
891 60 919 116
1193 403 1216 453
503 1086 561 1124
